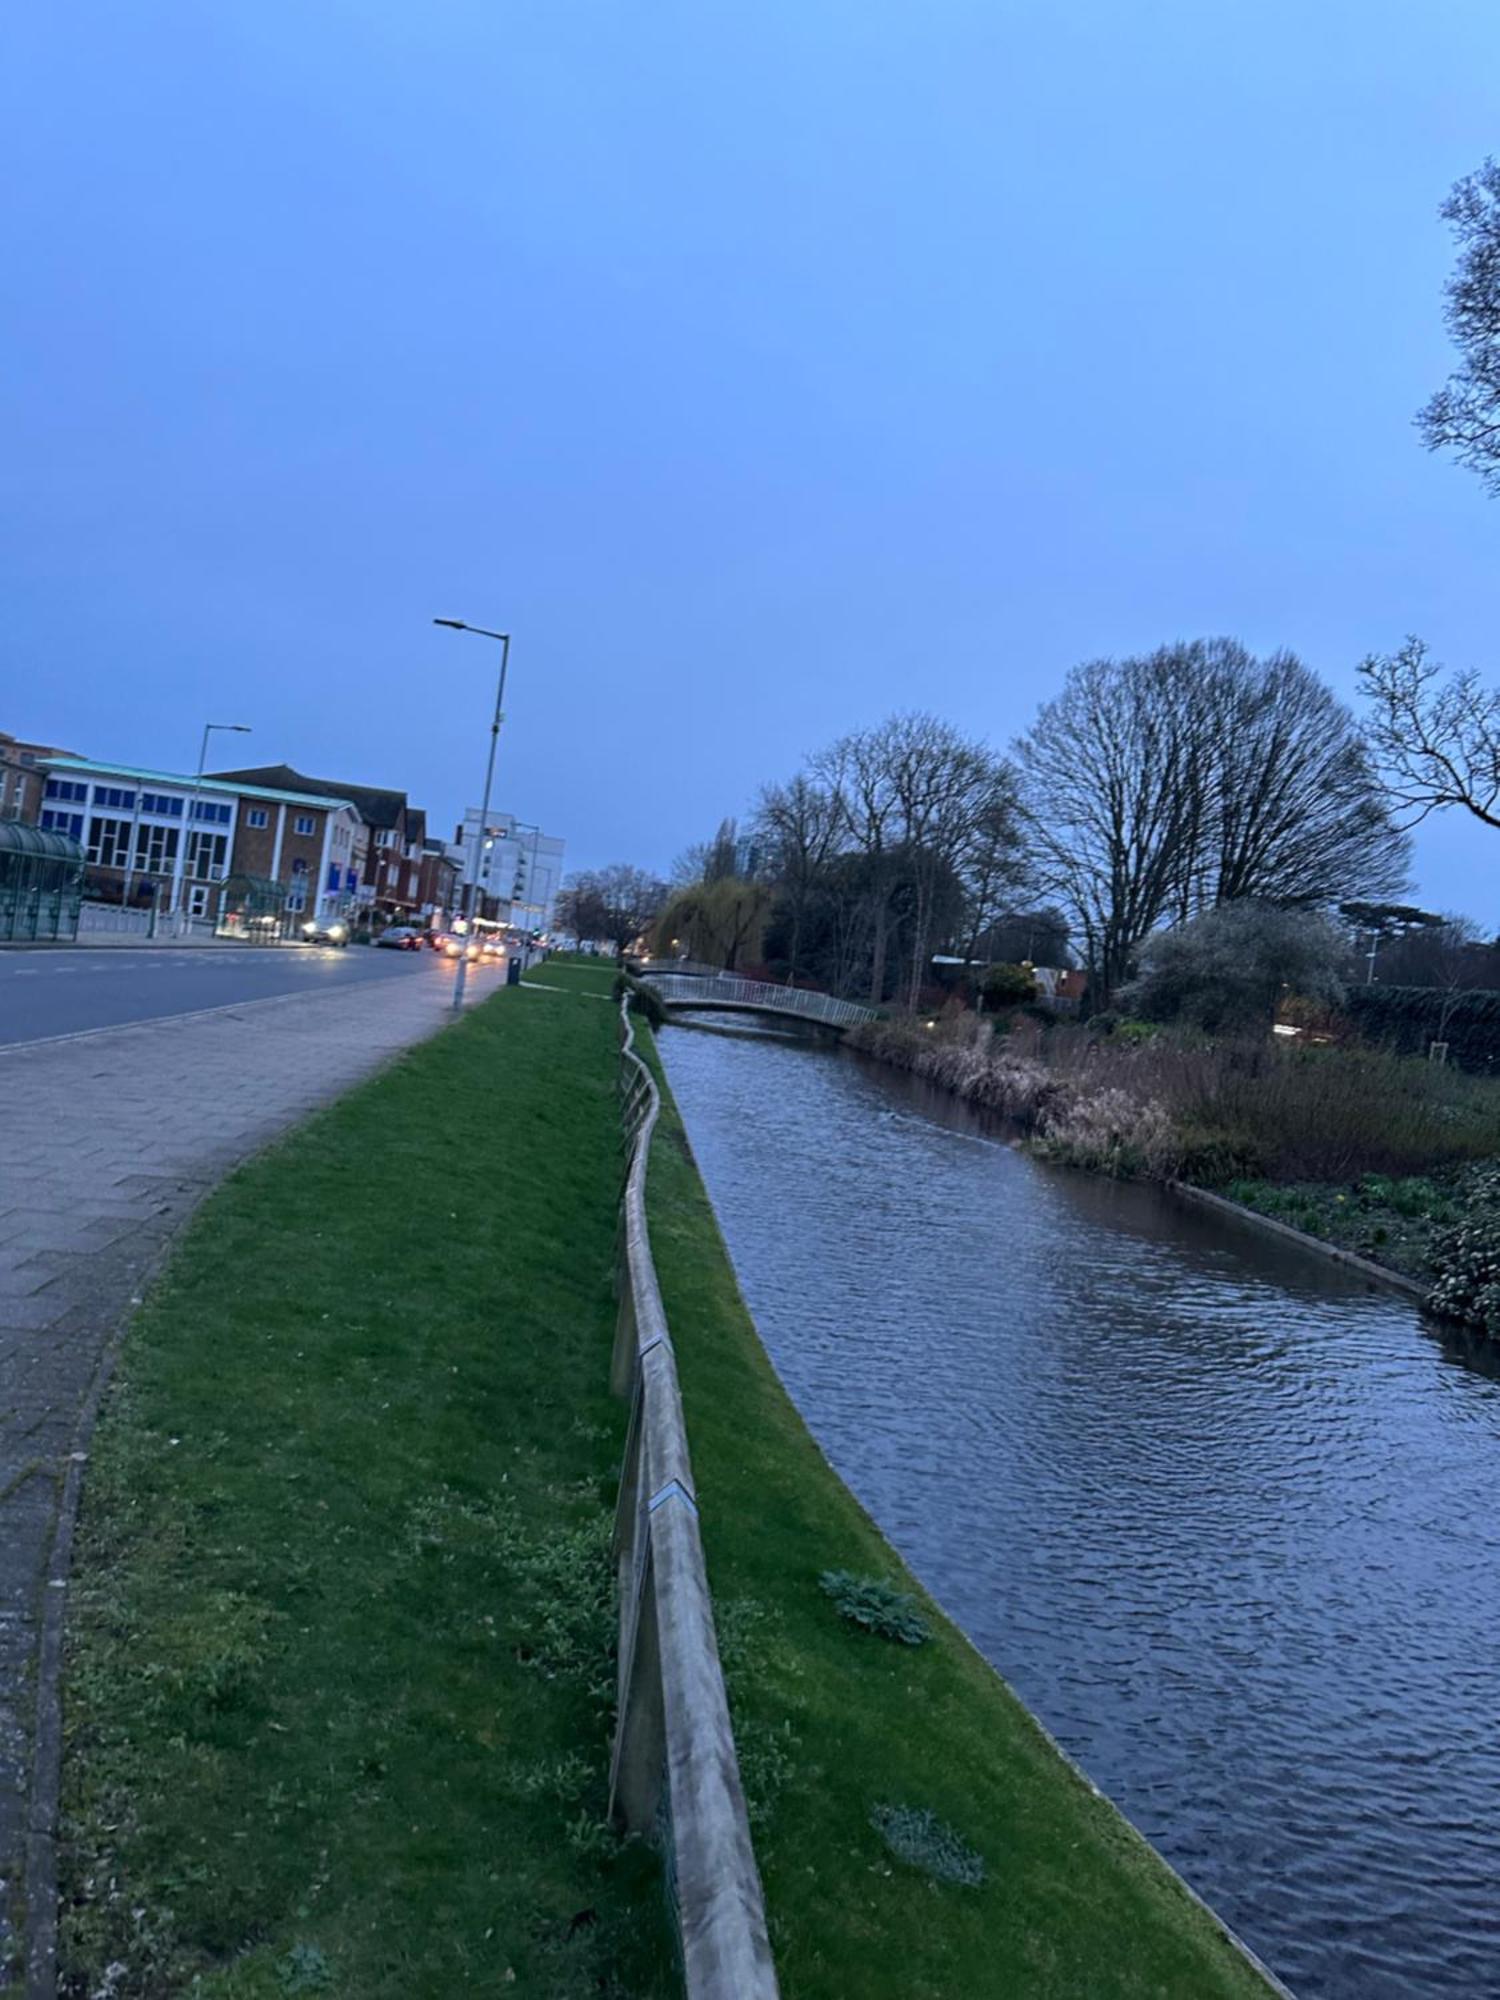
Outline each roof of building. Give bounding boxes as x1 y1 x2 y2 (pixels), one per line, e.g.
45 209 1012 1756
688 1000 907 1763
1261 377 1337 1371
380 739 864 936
42 758 359 815
209 764 409 829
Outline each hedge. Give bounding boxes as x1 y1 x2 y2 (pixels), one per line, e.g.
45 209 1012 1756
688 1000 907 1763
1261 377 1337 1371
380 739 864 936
1347 986 1500 1072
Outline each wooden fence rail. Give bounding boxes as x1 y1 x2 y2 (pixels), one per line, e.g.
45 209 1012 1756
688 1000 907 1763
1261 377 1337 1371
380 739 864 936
609 994 780 1999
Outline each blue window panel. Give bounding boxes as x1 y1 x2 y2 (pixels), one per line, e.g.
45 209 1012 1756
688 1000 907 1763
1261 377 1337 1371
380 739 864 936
43 778 87 803
92 785 137 811
140 791 184 817
39 809 84 838
191 799 232 825
327 864 341 891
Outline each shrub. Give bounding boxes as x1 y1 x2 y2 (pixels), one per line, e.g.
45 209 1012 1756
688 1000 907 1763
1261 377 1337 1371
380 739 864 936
614 972 666 1029
818 1571 930 1646
1427 1165 1500 1334
1172 1123 1265 1185
1347 985 1500 1073
1124 902 1348 1032
978 962 1036 1010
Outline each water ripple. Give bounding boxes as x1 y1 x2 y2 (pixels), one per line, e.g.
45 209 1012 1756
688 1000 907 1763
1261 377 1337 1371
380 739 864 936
660 1021 1500 2000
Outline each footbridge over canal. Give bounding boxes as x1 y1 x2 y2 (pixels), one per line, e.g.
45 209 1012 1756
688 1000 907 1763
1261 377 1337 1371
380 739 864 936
637 970 878 1033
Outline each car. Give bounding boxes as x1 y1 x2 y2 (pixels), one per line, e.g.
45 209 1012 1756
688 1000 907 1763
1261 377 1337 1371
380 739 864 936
442 935 482 962
376 925 423 950
300 917 350 947
481 936 507 958
423 930 450 950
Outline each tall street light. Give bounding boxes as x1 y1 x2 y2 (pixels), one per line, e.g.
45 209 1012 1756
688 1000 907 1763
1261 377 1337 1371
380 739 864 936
175 720 251 928
434 618 510 1012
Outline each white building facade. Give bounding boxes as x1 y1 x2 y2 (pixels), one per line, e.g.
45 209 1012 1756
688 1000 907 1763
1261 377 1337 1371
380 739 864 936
454 807 565 933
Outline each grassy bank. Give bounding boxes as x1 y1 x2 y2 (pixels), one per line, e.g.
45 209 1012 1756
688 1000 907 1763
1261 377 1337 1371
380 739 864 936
636 1033 1276 1997
59 958 1276 1998
59 963 674 1998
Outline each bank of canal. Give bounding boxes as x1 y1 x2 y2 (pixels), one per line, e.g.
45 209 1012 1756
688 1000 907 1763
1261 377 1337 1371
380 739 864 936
658 1017 1500 2000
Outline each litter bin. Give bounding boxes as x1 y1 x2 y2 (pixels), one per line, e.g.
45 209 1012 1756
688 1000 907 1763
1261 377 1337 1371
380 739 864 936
506 955 522 986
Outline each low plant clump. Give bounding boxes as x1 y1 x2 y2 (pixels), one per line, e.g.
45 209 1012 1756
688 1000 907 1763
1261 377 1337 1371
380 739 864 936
818 1570 931 1645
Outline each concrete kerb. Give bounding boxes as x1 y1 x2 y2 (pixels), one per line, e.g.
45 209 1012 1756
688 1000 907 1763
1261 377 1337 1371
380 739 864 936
17 986 475 2000
1167 1181 1430 1304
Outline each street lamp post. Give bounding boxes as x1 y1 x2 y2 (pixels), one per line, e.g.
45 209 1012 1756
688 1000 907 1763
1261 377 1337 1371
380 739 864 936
175 721 251 930
434 619 511 1012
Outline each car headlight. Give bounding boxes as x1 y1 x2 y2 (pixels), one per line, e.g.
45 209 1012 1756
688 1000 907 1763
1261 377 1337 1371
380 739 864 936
302 922 316 935
329 924 347 940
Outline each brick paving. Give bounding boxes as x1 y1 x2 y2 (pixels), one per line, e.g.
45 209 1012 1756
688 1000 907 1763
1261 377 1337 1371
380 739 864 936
0 967 476 1987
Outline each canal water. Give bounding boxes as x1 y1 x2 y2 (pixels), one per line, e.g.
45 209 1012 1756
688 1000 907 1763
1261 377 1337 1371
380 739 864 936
658 1019 1500 2000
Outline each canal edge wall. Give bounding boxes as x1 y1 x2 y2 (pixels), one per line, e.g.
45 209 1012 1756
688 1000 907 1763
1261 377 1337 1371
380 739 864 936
651 1025 1297 1999
1167 1181 1430 1304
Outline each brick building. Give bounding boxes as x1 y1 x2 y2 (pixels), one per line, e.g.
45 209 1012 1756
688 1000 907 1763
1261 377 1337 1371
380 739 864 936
418 839 460 924
211 765 428 921
1 731 78 823
36 757 360 923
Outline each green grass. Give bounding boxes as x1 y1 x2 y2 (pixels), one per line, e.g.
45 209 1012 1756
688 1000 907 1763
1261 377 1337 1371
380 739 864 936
59 959 674 1998
60 956 1276 1999
1224 1167 1480 1282
638 1029 1278 1999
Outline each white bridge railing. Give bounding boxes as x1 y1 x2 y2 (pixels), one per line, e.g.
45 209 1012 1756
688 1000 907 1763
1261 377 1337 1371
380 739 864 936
610 995 780 1999
642 972 877 1030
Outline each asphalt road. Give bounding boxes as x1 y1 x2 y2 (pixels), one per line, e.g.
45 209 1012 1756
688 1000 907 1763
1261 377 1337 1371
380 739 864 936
0 944 466 1050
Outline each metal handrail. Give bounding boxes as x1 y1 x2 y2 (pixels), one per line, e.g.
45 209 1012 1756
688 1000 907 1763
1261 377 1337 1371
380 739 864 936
644 972 877 1030
609 995 780 1999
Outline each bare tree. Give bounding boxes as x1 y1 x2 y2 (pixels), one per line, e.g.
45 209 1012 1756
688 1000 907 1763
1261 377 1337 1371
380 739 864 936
1018 641 1407 1003
558 865 666 954
1203 644 1409 907
1417 159 1500 494
752 770 845 984
1359 637 1500 832
1016 653 1196 1001
835 721 904 1005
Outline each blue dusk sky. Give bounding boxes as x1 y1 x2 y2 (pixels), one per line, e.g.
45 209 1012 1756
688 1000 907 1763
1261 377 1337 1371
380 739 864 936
3 2 1498 919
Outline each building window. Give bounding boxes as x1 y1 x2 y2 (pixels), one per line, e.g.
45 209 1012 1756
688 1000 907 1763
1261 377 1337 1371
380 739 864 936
92 784 136 811
186 830 228 881
133 821 180 873
43 778 87 803
246 807 269 829
140 791 184 817
86 815 133 868
39 808 83 840
191 798 232 825
294 813 315 835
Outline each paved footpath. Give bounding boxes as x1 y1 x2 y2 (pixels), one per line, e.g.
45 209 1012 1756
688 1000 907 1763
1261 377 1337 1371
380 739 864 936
0 964 479 1992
